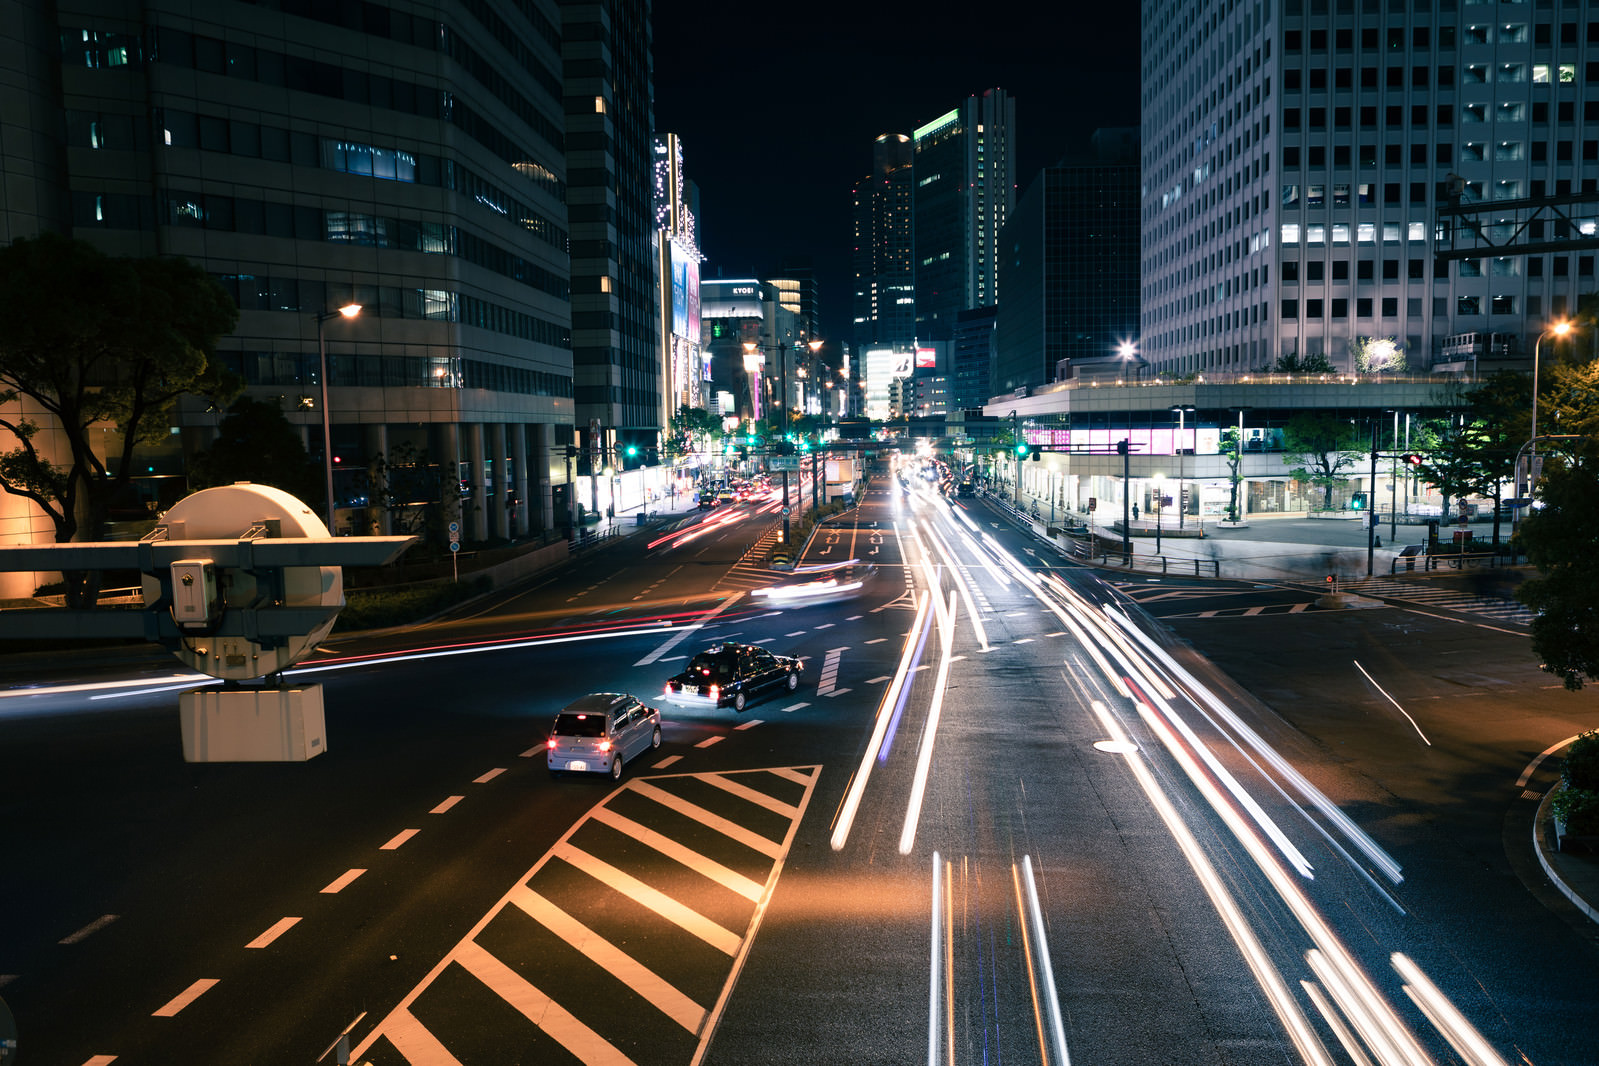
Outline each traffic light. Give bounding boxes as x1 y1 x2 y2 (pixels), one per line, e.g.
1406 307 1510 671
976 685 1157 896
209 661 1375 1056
1401 453 1423 467
564 445 578 459
1116 439 1130 456
1029 445 1042 461
1014 440 1029 457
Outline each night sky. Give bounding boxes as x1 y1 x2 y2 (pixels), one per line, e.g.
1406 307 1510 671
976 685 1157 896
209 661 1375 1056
652 2 1143 345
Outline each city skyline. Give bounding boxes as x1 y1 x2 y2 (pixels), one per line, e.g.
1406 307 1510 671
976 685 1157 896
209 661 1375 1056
652 1 1142 346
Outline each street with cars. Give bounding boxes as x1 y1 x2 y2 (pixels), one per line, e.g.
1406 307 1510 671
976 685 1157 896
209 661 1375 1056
1 458 1596 1065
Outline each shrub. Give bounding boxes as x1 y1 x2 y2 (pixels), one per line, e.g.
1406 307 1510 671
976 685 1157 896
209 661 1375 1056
1562 729 1599 791
1551 786 1599 836
333 576 490 633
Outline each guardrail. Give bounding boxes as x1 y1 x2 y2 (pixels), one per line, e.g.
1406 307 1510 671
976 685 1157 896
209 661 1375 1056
1389 548 1521 574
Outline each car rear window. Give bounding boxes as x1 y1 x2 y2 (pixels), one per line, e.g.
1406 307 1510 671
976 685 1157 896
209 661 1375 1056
687 654 736 679
552 713 606 737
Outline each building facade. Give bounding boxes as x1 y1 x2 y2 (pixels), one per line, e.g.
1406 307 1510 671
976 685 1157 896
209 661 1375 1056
995 128 1141 393
852 133 916 356
14 0 584 575
1141 0 1599 378
913 88 1016 343
562 0 659 464
654 133 705 430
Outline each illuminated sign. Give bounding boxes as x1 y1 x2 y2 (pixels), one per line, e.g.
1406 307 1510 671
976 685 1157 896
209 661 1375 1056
915 346 936 370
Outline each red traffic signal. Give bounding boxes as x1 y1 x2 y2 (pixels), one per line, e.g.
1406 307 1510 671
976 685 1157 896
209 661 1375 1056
1401 453 1423 466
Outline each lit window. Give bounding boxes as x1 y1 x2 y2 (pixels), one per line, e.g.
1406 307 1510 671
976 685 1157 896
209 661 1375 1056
594 95 607 113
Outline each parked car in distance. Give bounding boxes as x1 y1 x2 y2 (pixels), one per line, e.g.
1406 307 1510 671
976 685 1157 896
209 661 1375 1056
546 692 662 780
662 642 803 712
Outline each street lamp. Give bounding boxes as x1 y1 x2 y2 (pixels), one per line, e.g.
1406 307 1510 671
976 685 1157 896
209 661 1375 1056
1117 340 1139 383
1527 319 1573 500
1170 404 1195 529
316 302 362 533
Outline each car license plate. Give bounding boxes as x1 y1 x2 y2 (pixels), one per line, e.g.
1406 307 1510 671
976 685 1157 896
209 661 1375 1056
567 760 588 772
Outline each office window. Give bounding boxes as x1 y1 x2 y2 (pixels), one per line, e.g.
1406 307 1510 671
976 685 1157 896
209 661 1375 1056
1382 297 1398 316
1332 299 1348 318
1458 295 1481 316
1357 298 1372 317
1307 299 1324 318
1282 299 1299 318
1491 295 1516 314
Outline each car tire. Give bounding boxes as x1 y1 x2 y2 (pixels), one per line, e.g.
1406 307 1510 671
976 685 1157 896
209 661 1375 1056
609 755 624 781
733 690 747 712
786 671 799 691
651 726 662 749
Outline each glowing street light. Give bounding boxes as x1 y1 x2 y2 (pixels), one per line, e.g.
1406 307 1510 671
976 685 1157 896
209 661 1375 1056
315 302 362 533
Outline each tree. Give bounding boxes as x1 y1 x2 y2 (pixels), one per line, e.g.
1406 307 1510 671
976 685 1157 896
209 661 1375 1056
0 233 239 605
1280 412 1364 509
1273 352 1335 374
187 396 319 502
1353 335 1407 373
668 404 719 458
1220 427 1244 521
1517 452 1599 689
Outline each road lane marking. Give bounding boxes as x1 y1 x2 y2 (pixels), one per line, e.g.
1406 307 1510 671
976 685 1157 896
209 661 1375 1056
630 779 785 859
554 843 740 954
591 806 763 900
153 978 218 1017
431 795 465 814
700 772 800 818
734 719 762 730
779 701 808 712
82 1057 117 1065
518 744 543 758
455 940 623 1061
511 886 708 1032
59 914 118 944
321 868 367 893
381 829 421 850
654 754 683 768
695 735 724 749
245 916 301 949
635 596 741 666
473 768 506 783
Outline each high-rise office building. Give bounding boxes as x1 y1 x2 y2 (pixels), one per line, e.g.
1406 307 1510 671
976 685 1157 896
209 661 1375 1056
9 0 577 568
655 133 705 427
1140 1 1599 376
852 133 916 355
562 0 659 461
913 88 1016 342
995 128 1140 392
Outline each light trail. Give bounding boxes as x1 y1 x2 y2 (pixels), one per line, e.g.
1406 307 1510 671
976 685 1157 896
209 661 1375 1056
898 588 957 855
1099 600 1404 887
1086 699 1336 1066
1020 855 1071 1066
1391 953 1509 1066
1353 660 1432 746
918 519 990 651
829 591 931 851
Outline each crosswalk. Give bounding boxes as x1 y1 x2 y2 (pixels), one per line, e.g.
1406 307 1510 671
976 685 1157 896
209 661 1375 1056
353 766 820 1065
1338 577 1537 625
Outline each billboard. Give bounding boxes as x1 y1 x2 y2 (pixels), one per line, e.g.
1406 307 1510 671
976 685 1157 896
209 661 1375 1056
916 346 937 370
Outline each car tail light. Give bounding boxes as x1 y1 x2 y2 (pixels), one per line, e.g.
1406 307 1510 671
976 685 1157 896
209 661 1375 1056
546 738 556 750
598 739 612 752
709 684 719 700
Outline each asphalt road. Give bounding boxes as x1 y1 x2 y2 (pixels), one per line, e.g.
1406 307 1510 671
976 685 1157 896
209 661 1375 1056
1 470 1596 1065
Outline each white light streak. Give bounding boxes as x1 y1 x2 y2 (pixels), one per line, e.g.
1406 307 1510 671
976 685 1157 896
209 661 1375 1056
1392 953 1509 1066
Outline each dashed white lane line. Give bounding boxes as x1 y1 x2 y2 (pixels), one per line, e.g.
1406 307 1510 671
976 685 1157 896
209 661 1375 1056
735 719 763 730
381 829 420 851
866 637 887 644
474 768 507 783
59 914 118 944
654 754 684 768
153 977 218 1017
780 702 809 712
82 1056 117 1065
245 916 301 949
321 868 367 894
695 735 725 749
431 795 465 814
518 744 544 758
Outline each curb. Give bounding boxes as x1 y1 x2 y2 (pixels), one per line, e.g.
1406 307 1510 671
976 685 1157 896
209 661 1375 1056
1534 788 1599 926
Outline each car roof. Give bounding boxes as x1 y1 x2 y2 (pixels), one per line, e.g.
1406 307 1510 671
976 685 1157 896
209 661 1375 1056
560 692 631 714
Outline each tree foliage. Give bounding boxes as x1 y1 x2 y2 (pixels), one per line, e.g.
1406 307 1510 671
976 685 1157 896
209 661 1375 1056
1220 427 1244 520
1273 352 1335 374
668 404 720 457
187 396 318 502
1517 452 1599 689
1280 412 1364 508
0 233 239 604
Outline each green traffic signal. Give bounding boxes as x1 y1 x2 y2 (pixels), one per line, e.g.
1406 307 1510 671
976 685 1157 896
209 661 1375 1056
1015 441 1029 456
